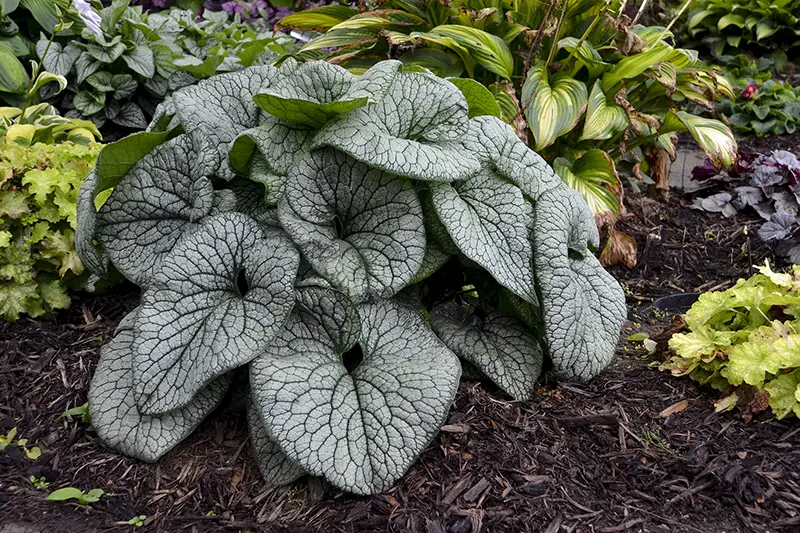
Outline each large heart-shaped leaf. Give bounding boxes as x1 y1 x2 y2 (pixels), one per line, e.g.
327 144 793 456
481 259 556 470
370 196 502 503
246 392 305 486
250 297 461 495
173 66 279 181
430 301 543 400
94 135 214 286
88 310 231 462
429 167 536 302
278 148 425 302
312 70 480 182
522 63 588 151
133 213 300 414
252 60 400 128
580 81 627 141
531 187 626 380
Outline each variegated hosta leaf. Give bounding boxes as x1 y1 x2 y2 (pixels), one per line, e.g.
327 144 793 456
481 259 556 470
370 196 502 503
312 70 480 182
580 81 627 141
553 150 622 215
246 392 305 486
250 297 461 495
660 110 737 168
252 60 401 128
460 116 564 203
429 167 536 303
133 213 300 414
88 310 231 462
173 66 279 181
430 301 543 400
278 148 425 302
95 135 216 287
522 64 589 151
531 187 626 380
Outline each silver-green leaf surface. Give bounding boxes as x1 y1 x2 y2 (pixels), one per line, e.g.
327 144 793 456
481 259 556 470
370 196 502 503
88 310 230 462
133 212 300 414
250 298 460 494
246 392 305 486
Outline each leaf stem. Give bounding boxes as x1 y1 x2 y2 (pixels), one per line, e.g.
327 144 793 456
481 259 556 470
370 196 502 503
21 32 56 116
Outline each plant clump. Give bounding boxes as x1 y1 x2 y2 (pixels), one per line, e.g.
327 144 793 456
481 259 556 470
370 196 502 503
77 59 626 495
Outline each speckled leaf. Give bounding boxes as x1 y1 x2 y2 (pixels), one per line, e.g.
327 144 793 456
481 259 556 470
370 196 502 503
250 298 460 494
278 148 425 302
312 70 480 182
246 392 305 486
88 310 230 462
430 301 543 400
429 167 536 302
531 187 626 380
133 213 300 414
173 66 279 181
252 61 400 128
95 135 213 287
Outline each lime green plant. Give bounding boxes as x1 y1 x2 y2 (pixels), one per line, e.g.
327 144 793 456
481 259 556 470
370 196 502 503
45 487 104 505
0 136 100 321
662 262 800 419
278 0 736 217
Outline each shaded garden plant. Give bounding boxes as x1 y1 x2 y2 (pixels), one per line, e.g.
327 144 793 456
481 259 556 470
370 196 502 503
76 59 626 495
693 150 800 263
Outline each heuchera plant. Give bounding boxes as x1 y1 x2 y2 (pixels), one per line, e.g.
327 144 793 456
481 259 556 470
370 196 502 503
76 59 626 495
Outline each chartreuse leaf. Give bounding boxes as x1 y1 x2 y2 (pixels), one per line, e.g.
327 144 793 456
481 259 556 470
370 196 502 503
580 81 627 141
88 310 231 462
660 111 737 168
522 63 588 151
429 166 536 302
313 70 480 182
173 66 280 181
278 148 425 303
250 297 461 495
133 213 299 414
422 25 514 80
765 369 800 419
430 301 543 400
532 186 626 380
94 135 215 287
553 150 621 215
252 61 401 128
446 78 502 119
722 325 800 386
277 5 359 31
600 43 673 92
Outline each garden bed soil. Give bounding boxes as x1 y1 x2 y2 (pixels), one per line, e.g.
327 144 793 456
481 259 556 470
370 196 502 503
2 196 800 533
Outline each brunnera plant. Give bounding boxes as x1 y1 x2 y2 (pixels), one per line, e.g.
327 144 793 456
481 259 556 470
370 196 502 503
76 59 627 495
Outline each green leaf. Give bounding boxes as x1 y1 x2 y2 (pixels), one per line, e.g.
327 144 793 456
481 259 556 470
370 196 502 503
19 0 68 33
431 301 543 400
600 43 672 92
765 369 800 419
74 52 101 85
553 150 621 215
313 70 480 182
173 66 280 181
522 64 588 151
399 49 463 78
111 102 146 129
29 71 67 96
278 5 359 31
250 298 460 495
88 310 231 461
45 488 84 503
429 167 536 302
0 47 29 94
718 13 746 29
580 81 627 141
531 186 626 380
122 45 155 78
660 111 737 168
132 213 299 414
86 42 127 64
423 25 514 80
278 148 425 302
36 40 81 77
446 78 501 119
73 91 105 116
0 0 20 16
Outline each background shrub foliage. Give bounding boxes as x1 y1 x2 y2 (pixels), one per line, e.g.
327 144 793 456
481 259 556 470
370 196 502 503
278 0 737 220
77 59 626 495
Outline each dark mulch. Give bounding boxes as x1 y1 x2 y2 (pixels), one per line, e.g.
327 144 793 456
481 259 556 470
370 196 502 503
2 181 800 533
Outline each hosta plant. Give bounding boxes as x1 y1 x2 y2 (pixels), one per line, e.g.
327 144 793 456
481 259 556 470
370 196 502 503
693 150 800 263
77 59 626 495
0 136 100 321
662 262 800 419
278 0 736 220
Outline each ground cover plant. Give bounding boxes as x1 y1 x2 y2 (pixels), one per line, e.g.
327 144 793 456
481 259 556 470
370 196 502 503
76 58 626 495
693 150 800 263
277 0 736 220
662 262 800 420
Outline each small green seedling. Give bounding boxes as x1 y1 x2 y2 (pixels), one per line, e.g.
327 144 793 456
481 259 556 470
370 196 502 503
15 439 42 460
626 332 649 342
126 515 147 527
29 476 51 489
58 402 91 424
46 487 104 505
0 428 17 451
